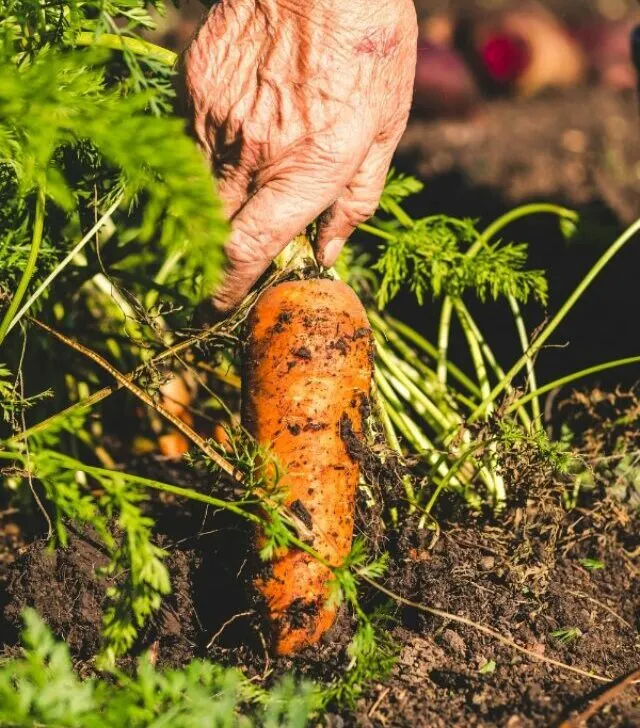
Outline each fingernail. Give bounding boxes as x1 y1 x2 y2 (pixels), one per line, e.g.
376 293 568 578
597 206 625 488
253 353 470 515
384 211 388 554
321 238 346 267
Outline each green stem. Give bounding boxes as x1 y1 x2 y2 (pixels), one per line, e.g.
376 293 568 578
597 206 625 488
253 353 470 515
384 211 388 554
395 357 467 413
454 300 532 430
372 381 403 454
6 195 122 337
464 203 577 427
508 295 541 430
370 312 471 411
467 203 578 259
422 439 493 516
438 305 506 504
357 222 396 241
63 456 262 525
506 355 640 414
0 187 46 345
376 342 456 433
375 368 471 491
74 32 178 66
0 449 337 569
437 297 454 386
385 315 481 397
375 371 435 453
371 381 417 510
376 369 498 502
386 199 414 228
454 300 491 408
468 217 640 423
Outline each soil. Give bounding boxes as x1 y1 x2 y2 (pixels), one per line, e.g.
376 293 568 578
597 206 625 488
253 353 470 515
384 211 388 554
399 87 640 224
2 397 639 727
354 508 640 728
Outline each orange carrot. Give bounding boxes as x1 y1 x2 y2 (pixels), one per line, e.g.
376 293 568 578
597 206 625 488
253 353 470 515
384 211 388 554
157 375 195 459
242 278 373 655
159 375 194 423
212 422 233 452
158 432 190 459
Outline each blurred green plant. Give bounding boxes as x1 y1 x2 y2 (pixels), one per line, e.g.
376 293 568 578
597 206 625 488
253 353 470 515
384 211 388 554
0 609 317 727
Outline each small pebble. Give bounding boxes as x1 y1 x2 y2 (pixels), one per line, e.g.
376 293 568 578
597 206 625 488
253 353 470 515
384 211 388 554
562 129 587 154
480 555 495 570
442 628 466 655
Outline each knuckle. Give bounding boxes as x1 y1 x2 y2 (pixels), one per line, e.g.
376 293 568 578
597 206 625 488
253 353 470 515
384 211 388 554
225 224 271 267
345 197 379 225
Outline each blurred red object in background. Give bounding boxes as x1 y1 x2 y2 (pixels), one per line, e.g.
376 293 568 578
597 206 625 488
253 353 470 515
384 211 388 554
470 1 587 96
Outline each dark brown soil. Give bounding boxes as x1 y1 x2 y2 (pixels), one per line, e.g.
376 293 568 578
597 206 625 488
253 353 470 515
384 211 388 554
2 530 109 659
2 448 639 727
353 509 639 727
399 86 640 224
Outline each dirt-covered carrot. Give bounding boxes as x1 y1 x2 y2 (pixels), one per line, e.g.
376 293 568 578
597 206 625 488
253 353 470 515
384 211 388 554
242 278 373 655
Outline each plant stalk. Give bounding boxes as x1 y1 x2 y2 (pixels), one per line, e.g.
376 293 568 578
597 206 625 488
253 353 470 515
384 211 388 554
384 315 481 397
74 32 177 66
506 355 640 413
0 187 46 346
6 195 123 337
468 217 640 423
508 296 541 430
437 297 454 386
467 203 578 259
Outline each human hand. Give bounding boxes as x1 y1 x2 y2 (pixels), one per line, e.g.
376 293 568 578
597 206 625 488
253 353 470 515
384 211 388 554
181 0 417 311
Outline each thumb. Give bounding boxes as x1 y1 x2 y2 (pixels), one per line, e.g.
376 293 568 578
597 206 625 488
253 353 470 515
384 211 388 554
211 179 342 312
314 142 393 268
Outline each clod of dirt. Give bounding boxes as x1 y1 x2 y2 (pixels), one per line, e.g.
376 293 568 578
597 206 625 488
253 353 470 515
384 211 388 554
355 491 640 728
3 531 109 659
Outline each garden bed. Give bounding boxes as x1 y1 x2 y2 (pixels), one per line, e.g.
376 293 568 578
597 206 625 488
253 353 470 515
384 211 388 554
2 389 638 726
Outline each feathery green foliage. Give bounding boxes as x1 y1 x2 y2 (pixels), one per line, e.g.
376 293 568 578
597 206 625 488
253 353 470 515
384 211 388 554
373 215 548 309
0 363 52 425
1 436 171 665
378 168 424 213
1 0 175 113
0 44 227 307
0 609 317 727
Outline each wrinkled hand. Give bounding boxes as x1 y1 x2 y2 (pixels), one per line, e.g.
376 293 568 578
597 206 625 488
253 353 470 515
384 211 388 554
181 0 417 311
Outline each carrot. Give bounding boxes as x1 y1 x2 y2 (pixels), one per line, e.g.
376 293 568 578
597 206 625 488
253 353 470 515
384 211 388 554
212 422 233 453
159 374 194 421
156 374 197 459
242 278 373 655
158 432 190 459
